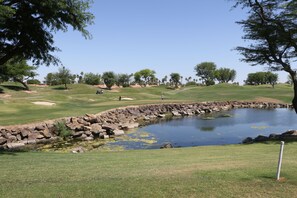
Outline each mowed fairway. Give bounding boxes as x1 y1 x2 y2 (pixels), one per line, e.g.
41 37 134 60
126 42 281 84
1 83 297 197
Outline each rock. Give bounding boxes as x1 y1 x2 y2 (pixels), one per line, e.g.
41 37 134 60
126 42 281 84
103 135 109 139
254 135 269 142
8 135 17 142
35 124 45 131
36 134 45 139
172 111 181 116
158 114 166 118
7 143 25 149
85 136 94 141
20 129 30 138
102 124 118 131
40 128 52 138
111 130 125 136
82 126 92 131
242 137 253 144
72 131 84 138
0 138 7 145
160 143 174 149
90 124 103 132
84 114 98 123
121 123 139 129
71 147 85 153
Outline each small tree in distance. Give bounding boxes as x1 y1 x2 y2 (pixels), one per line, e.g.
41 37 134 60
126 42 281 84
194 62 216 86
56 67 74 89
170 73 181 88
102 71 116 90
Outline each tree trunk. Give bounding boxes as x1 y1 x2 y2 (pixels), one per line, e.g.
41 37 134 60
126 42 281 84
13 78 30 90
292 79 297 113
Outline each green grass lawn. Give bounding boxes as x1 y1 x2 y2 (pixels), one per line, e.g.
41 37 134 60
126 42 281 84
1 83 296 197
0 83 294 125
1 143 296 197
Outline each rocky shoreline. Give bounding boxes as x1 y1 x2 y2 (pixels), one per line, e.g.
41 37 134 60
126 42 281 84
0 101 293 150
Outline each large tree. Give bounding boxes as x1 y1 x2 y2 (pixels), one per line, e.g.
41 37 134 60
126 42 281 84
0 0 94 66
233 0 297 112
214 68 236 83
0 59 37 90
194 62 216 86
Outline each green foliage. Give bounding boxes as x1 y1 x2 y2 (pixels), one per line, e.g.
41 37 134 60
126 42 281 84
44 73 60 86
83 72 101 85
0 0 94 66
170 73 181 88
245 72 278 87
116 73 132 87
215 68 236 83
194 62 216 85
0 58 37 90
27 79 41 85
134 69 156 86
56 67 75 89
54 121 71 139
234 0 297 111
102 71 116 89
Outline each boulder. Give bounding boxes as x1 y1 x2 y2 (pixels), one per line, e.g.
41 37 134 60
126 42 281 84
0 138 7 145
7 142 25 149
254 135 269 142
40 128 52 138
242 137 253 144
71 147 85 153
90 124 103 132
121 123 139 129
111 130 125 136
160 143 174 149
172 111 181 116
102 124 118 131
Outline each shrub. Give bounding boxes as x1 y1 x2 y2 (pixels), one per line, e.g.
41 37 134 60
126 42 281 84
27 79 41 84
54 121 72 139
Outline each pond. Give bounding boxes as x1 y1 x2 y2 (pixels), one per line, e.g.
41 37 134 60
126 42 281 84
109 108 297 149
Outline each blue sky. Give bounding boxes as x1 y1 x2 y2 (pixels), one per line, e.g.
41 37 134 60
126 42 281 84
37 0 288 84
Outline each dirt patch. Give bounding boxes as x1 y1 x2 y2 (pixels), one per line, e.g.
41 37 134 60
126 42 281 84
24 90 37 94
255 97 283 104
32 101 56 106
0 94 11 98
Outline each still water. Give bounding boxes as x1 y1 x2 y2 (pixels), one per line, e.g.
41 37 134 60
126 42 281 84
110 108 297 149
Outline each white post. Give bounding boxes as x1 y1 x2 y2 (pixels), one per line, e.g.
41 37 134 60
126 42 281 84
276 141 285 181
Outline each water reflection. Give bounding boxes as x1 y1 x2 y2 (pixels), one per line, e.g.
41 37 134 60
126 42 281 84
109 108 297 149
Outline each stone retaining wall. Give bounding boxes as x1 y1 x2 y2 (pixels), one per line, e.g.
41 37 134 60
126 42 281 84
0 101 291 149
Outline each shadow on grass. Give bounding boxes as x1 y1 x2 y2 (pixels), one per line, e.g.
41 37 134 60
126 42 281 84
52 86 68 90
0 151 17 156
1 85 26 91
0 87 3 93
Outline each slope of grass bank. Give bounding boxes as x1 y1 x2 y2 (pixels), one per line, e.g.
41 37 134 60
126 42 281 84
0 83 293 125
1 143 296 197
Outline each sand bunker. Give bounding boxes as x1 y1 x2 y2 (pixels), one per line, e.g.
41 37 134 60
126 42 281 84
32 101 56 106
121 97 134 101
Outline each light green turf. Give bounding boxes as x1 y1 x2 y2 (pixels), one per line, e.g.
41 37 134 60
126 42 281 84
0 83 294 125
0 143 296 197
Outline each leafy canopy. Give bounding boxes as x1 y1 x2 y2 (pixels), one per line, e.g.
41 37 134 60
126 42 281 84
0 0 94 66
233 0 297 112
